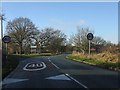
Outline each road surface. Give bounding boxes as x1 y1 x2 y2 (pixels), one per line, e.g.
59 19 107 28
2 54 119 89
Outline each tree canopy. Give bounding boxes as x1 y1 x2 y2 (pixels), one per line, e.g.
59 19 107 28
6 17 38 54
35 28 66 54
6 17 116 55
70 27 107 54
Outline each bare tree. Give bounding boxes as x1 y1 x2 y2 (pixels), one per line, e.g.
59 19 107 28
91 36 107 53
70 27 107 54
6 17 38 54
92 36 106 45
48 29 66 54
71 27 93 54
35 28 66 54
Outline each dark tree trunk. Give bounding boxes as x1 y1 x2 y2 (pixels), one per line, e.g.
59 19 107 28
20 43 23 54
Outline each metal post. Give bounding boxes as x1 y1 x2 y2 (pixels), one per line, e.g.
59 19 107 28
89 40 91 56
0 15 3 39
0 16 3 50
0 13 3 89
6 43 7 60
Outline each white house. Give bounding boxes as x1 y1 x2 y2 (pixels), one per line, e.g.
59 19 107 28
30 46 37 53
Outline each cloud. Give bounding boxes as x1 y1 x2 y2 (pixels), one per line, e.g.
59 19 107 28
77 19 86 26
49 18 87 29
47 18 87 36
49 18 72 30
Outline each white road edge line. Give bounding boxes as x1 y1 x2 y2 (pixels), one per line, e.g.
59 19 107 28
65 73 88 89
23 62 46 71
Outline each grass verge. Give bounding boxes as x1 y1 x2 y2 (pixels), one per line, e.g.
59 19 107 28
15 53 52 57
2 55 19 79
66 54 120 71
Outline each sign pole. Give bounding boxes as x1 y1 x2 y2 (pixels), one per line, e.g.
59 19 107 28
87 33 93 57
2 35 11 61
6 43 8 60
89 40 91 56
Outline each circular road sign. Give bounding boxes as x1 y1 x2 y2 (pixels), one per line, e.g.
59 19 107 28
87 33 94 40
2 36 11 43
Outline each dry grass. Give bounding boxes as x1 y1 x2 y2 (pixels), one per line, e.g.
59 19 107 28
92 52 118 63
72 52 118 63
68 52 119 71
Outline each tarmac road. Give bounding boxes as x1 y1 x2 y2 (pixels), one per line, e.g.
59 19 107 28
2 54 119 89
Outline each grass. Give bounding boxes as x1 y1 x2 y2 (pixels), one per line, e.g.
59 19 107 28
15 53 52 57
67 53 120 71
2 55 19 79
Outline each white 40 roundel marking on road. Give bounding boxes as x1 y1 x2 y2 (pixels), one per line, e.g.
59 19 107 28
23 62 46 71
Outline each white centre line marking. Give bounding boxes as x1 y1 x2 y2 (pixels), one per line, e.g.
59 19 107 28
47 57 88 89
51 62 60 69
48 58 60 69
65 74 88 89
48 59 51 62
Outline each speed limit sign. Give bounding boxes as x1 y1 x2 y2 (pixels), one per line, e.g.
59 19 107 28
2 35 11 61
87 33 94 40
2 36 11 43
87 33 94 56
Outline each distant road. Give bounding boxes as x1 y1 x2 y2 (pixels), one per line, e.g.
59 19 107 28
2 54 119 89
